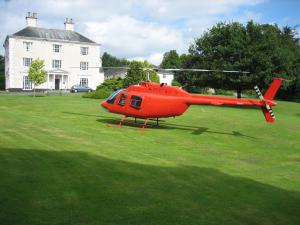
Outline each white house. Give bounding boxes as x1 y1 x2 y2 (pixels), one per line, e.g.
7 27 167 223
3 12 104 91
157 72 174 85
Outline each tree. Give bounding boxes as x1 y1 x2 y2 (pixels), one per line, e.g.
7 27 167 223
186 22 252 98
160 50 181 69
177 21 300 99
96 77 124 91
28 59 46 96
102 52 130 67
123 61 159 87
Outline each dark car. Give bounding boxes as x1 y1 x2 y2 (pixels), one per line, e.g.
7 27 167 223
70 85 94 93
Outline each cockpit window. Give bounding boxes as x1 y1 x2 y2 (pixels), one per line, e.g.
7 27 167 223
130 95 142 109
118 93 127 106
106 89 124 104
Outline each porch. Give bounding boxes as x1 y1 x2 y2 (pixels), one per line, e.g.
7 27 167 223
47 69 69 90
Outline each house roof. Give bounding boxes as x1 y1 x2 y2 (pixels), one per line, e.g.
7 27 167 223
10 26 97 44
104 68 127 77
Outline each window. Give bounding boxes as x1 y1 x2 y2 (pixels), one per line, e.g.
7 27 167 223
23 42 32 51
79 78 88 87
118 93 127 106
106 89 124 104
80 62 89 70
23 76 32 90
53 44 61 53
23 58 32 67
81 47 89 55
130 95 142 109
52 60 62 69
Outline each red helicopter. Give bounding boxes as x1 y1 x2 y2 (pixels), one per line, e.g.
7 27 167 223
100 68 282 130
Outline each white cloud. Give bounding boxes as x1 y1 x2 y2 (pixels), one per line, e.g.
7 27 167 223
85 16 184 65
129 52 164 65
147 53 164 65
0 0 266 65
140 0 265 19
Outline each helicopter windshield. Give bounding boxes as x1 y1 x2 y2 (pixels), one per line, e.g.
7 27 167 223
106 89 124 104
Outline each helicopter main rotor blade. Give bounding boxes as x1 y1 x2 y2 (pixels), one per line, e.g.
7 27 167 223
69 66 250 74
154 68 250 74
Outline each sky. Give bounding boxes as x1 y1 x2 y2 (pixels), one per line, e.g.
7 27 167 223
0 0 299 65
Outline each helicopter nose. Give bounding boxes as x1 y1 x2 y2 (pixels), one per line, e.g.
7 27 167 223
101 101 108 110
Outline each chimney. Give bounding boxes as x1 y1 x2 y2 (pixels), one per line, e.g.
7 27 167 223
26 12 37 27
64 18 74 31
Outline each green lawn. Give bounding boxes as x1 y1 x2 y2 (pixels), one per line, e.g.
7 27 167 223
0 94 299 225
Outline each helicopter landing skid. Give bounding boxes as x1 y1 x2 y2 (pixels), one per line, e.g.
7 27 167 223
118 115 127 128
107 116 150 131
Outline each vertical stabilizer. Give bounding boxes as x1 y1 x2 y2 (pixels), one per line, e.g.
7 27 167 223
254 78 282 123
264 78 283 100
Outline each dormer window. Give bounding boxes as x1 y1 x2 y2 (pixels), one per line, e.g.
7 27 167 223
23 42 32 51
53 44 61 53
81 47 89 55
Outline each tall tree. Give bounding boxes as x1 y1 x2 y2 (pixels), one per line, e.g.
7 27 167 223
124 61 159 87
102 52 130 67
160 50 181 68
28 59 46 96
177 21 300 98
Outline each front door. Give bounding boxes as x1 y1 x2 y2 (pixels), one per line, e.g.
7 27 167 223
55 79 60 90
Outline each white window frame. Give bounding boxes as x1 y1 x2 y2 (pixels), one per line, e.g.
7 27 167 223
52 60 62 69
81 47 89 55
23 58 32 67
23 76 32 90
79 78 88 87
23 42 32 51
53 44 61 53
80 61 89 70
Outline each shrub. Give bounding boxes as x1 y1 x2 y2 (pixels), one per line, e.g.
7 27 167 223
82 88 112 99
215 89 234 96
84 77 123 99
243 89 256 98
82 92 95 98
171 80 181 87
96 78 124 91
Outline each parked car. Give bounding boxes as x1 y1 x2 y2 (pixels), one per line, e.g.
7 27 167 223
70 85 94 93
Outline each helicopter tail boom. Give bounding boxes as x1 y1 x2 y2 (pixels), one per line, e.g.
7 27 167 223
185 78 282 123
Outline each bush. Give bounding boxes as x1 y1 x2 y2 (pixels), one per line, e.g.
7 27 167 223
82 92 95 98
82 88 112 99
215 89 234 96
171 80 181 87
243 89 256 98
96 78 123 91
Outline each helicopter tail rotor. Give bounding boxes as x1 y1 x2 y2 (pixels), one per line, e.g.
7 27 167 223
254 78 282 123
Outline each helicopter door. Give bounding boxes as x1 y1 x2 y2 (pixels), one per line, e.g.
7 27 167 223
118 93 127 106
130 95 143 109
